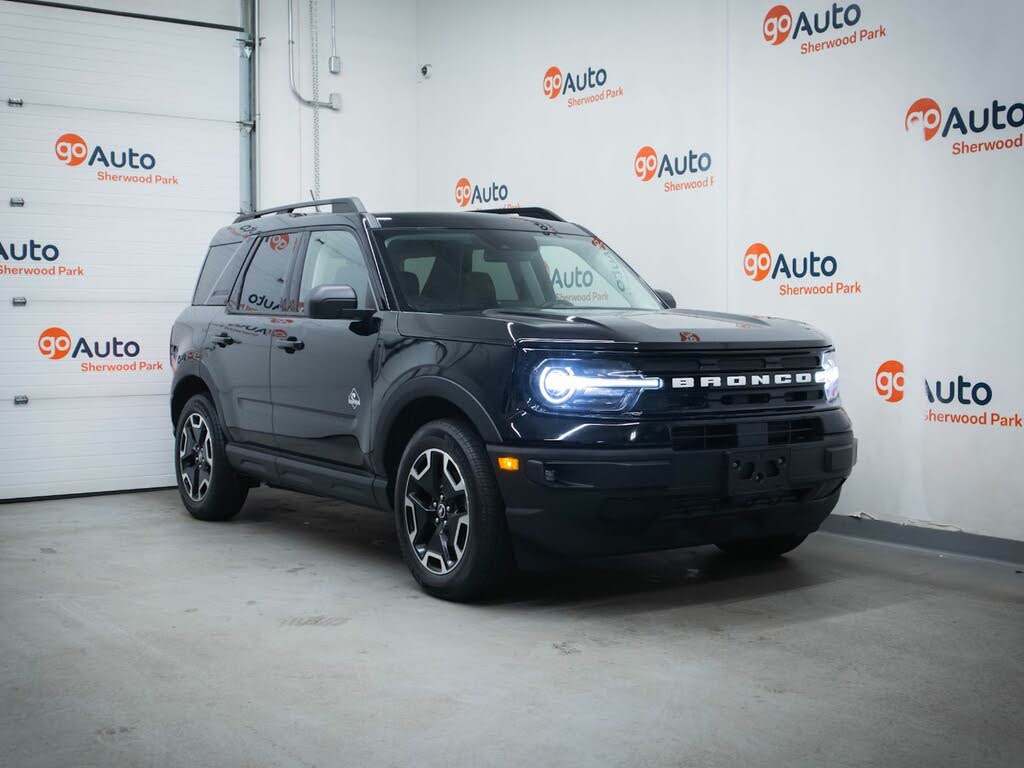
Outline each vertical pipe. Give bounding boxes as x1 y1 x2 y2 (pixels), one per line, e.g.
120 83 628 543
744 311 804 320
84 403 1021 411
239 0 256 214
253 0 260 209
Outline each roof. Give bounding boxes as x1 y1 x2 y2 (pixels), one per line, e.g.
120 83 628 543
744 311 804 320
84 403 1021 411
212 201 589 245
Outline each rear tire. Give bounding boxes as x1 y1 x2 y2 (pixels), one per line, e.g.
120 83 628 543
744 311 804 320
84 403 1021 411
394 418 512 601
174 394 248 522
716 534 808 559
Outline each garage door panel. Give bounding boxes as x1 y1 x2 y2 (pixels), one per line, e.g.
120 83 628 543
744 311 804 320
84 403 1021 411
0 1 239 121
2 305 179 396
1 208 234 300
0 429 171 461
0 109 239 212
2 397 167 435
0 1 240 498
0 395 174 499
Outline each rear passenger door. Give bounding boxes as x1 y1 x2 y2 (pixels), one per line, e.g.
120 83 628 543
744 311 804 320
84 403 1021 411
203 232 302 448
270 227 380 468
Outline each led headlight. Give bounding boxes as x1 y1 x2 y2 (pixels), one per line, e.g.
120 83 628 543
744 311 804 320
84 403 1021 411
815 350 840 403
530 359 661 413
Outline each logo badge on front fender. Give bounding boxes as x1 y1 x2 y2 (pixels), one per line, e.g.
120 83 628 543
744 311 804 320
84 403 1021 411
348 388 361 409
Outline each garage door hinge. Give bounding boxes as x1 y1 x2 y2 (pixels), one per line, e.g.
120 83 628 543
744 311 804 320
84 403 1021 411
14 395 29 406
238 120 255 132
12 297 27 307
10 197 25 207
7 97 23 108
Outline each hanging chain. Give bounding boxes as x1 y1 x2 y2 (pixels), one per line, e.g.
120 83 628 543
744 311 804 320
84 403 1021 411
309 0 321 201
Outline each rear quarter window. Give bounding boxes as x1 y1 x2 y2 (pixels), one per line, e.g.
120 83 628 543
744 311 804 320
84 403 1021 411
192 241 247 306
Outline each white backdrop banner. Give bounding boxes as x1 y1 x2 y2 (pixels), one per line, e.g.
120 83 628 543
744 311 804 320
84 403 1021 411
415 0 1023 540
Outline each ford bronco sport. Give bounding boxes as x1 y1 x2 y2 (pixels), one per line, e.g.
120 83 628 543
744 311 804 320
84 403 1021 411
170 197 856 600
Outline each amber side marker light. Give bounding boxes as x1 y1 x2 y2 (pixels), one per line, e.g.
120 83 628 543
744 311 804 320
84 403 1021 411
497 456 520 471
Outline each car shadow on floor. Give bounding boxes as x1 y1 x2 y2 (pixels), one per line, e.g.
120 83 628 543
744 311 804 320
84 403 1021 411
227 487 908 622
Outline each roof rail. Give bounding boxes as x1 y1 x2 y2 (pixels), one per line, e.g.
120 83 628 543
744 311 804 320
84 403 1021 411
234 196 367 223
471 206 566 222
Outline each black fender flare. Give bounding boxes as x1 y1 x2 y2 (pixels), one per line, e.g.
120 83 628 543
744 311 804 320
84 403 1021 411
371 375 502 476
170 361 225 428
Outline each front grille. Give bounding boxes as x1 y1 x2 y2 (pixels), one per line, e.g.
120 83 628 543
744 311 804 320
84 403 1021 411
638 347 827 416
670 417 823 451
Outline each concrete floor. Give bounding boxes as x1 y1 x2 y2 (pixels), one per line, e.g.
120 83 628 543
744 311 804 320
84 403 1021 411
1 488 1021 768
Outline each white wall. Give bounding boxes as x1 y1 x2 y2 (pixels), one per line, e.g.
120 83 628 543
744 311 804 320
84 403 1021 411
258 0 1024 541
416 0 728 310
726 0 1024 540
257 0 419 210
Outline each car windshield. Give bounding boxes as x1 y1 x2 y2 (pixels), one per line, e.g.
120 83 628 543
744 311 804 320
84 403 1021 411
374 228 662 312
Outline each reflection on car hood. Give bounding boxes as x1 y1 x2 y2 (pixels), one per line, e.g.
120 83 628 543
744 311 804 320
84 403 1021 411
396 307 832 349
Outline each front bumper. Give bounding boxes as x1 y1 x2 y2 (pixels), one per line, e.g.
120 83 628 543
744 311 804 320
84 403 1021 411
487 419 856 563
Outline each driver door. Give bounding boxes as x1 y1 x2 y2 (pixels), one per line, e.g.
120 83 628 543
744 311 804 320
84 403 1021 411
270 227 381 468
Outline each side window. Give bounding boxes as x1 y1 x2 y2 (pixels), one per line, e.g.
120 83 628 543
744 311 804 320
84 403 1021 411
298 229 372 310
237 233 298 313
193 241 246 306
539 244 619 307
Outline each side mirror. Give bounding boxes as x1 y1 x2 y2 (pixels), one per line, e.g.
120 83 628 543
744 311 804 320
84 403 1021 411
308 284 362 319
655 288 676 309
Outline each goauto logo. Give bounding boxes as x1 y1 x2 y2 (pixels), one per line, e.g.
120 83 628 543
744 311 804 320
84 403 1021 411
542 67 563 99
905 98 942 142
38 327 72 360
38 327 140 360
633 145 712 181
454 178 509 207
455 177 472 207
269 234 290 251
541 65 607 100
634 146 658 182
905 97 1024 142
763 5 793 45
874 360 994 407
743 242 837 281
55 133 88 166
1 238 59 262
875 360 905 403
54 132 156 169
762 3 862 46
743 242 773 282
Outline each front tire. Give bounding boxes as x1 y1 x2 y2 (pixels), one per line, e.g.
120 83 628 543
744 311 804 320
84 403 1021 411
394 419 512 601
174 394 248 521
716 533 808 559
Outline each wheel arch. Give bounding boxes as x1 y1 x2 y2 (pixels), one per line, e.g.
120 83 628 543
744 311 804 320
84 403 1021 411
170 366 220 428
373 376 502 502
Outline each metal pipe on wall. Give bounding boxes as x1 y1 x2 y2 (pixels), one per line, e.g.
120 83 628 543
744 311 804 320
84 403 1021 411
329 0 340 73
288 0 339 110
253 0 260 209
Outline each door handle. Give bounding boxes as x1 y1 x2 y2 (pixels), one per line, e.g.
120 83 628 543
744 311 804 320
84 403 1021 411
275 336 305 353
211 332 236 347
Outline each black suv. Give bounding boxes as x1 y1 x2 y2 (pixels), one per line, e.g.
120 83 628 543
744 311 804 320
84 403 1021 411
170 197 856 600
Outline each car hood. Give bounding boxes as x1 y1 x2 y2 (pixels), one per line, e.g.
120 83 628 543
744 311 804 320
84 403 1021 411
397 307 832 350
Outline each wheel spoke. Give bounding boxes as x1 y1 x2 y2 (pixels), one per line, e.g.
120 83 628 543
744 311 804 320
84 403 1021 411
450 512 469 557
190 462 202 498
404 493 434 543
426 524 452 570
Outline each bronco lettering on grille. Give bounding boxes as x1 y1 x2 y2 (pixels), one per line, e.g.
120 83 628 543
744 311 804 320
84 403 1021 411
671 372 816 389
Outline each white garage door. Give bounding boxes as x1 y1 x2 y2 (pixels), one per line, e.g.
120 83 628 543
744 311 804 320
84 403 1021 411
0 1 242 498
